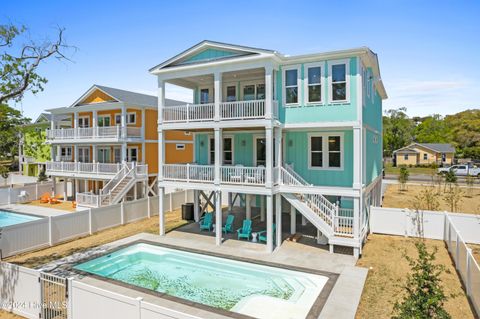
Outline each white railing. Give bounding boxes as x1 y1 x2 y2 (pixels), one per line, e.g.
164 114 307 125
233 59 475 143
220 100 265 120
279 165 311 186
163 164 215 183
163 103 215 123
335 208 354 237
76 192 105 208
46 126 142 140
46 161 131 175
221 166 266 185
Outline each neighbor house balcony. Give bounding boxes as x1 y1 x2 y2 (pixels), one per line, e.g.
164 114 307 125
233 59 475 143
46 161 135 179
162 164 266 186
46 126 142 143
162 100 278 125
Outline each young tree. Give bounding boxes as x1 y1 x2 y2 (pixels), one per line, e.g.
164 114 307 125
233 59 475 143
413 186 440 211
398 167 409 191
37 168 48 182
465 175 476 198
444 170 457 192
443 186 464 212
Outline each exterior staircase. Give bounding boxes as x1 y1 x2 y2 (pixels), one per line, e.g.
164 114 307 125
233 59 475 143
279 165 354 242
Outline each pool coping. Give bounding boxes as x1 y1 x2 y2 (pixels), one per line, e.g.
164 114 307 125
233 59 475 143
71 239 339 319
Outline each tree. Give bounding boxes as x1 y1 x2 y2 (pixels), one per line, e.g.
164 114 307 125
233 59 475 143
0 104 30 160
444 109 480 159
0 23 73 104
413 186 440 211
444 170 457 192
0 165 9 185
414 114 452 144
398 167 409 191
37 167 48 182
383 108 415 157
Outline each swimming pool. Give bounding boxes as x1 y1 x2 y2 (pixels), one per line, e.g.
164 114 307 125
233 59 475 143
74 243 331 319
0 210 41 227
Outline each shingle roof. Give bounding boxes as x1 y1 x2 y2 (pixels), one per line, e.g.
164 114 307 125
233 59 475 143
415 143 455 153
395 147 419 154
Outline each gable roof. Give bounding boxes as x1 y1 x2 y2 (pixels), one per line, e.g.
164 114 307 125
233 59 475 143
394 147 419 154
413 143 455 153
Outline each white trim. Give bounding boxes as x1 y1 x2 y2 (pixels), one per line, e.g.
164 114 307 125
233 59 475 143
78 115 90 128
126 112 137 125
97 114 111 127
252 134 267 166
327 59 350 104
304 61 325 105
165 139 194 144
198 86 214 104
114 113 122 125
282 64 301 107
207 135 234 165
127 146 139 162
307 132 344 171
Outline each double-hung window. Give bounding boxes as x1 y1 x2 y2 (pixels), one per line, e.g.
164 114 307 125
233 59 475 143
305 63 323 104
284 66 300 105
209 137 233 165
114 114 122 125
127 112 136 125
309 133 343 169
97 115 110 127
328 60 350 103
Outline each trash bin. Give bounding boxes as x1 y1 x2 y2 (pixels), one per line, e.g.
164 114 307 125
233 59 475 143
182 203 194 221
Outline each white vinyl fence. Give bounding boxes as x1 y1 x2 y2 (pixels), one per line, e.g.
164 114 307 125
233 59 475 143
371 206 480 316
0 190 193 258
0 182 54 205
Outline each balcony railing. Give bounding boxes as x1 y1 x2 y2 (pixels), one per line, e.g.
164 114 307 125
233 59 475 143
163 164 215 183
46 161 133 175
162 100 278 123
46 126 142 140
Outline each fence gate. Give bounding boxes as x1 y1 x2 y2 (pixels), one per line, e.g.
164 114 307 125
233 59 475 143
39 272 68 319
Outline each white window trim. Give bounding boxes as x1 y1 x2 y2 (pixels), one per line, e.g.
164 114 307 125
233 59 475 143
176 144 186 150
282 64 301 107
113 147 121 163
222 82 237 102
114 113 122 125
127 112 136 125
61 146 72 158
78 116 90 128
252 134 267 166
78 147 90 162
97 114 111 127
328 59 350 104
207 135 234 165
198 86 214 104
304 62 325 105
307 132 344 171
127 146 139 162
240 80 266 101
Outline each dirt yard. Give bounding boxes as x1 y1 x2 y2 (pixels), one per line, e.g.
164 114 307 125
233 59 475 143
383 184 480 214
356 234 475 319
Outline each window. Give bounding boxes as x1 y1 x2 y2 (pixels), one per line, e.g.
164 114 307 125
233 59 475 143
404 154 409 160
309 133 343 169
226 86 236 102
305 64 323 103
78 116 89 128
114 148 121 163
209 137 233 165
256 84 265 100
243 85 255 101
176 144 185 150
61 147 72 157
97 148 110 163
127 112 136 124
284 66 300 105
329 60 350 102
255 138 266 166
128 147 138 162
241 83 265 101
114 114 122 125
97 115 111 127
200 88 210 104
423 153 428 160
310 136 323 167
78 147 90 162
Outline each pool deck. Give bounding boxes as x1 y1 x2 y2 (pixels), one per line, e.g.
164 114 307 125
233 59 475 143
42 230 367 319
0 203 75 217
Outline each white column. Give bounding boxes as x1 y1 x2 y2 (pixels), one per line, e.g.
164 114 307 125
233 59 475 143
265 127 273 187
121 104 127 138
246 194 251 220
92 110 97 137
51 114 56 130
353 127 362 189
290 204 296 234
214 128 222 184
260 195 265 222
274 127 282 183
134 183 138 200
275 194 282 247
74 179 79 199
215 191 222 246
158 130 164 181
265 65 273 119
158 78 165 124
159 186 165 235
63 179 68 201
266 195 273 253
353 196 361 258
92 145 97 163
122 143 128 162
141 109 146 139
52 177 56 196
194 190 200 222
74 145 78 162
56 145 61 161
18 136 23 174
214 72 222 121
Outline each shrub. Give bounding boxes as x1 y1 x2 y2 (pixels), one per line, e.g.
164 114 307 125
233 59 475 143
398 167 409 191
37 168 48 182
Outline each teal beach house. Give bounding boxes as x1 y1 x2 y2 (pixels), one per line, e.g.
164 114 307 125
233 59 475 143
151 41 386 258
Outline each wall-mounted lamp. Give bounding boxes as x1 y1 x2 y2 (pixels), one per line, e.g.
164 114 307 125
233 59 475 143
241 140 246 146
288 140 293 147
200 141 204 147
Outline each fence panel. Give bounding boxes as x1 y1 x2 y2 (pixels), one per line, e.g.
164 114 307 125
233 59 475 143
51 211 90 244
171 191 186 210
124 199 148 223
1 218 50 257
470 257 480 315
91 204 122 232
458 240 468 283
150 196 159 216
0 263 41 319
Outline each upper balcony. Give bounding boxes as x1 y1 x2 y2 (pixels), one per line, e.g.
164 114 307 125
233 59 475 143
46 126 142 143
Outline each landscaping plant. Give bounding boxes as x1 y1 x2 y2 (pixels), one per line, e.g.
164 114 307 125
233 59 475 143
398 167 409 191
443 186 463 213
37 168 48 182
413 186 440 211
443 170 457 192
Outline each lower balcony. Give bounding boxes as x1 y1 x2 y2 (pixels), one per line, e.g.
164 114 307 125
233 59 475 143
46 161 136 179
162 164 266 186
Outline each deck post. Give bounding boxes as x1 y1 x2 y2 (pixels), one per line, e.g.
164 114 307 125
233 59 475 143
159 186 165 236
246 194 251 220
214 128 222 185
302 215 307 226
290 204 296 234
260 195 265 222
275 194 282 248
265 127 273 188
266 195 273 253
215 191 222 246
227 192 233 211
194 190 200 222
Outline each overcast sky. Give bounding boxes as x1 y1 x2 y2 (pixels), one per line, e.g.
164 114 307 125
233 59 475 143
3 0 480 120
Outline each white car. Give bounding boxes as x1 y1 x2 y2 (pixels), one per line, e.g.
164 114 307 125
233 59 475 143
438 164 480 177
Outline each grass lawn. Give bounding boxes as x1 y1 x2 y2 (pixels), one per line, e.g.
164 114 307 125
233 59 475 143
382 184 480 214
356 234 475 319
385 164 436 175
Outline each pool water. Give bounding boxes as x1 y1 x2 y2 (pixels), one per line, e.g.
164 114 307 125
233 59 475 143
74 243 329 319
0 210 40 227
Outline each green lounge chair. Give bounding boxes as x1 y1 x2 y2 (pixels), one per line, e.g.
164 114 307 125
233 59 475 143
199 212 213 231
222 214 235 234
258 224 276 243
237 219 252 240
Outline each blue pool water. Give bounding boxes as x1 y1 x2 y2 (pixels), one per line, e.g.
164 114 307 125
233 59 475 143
74 243 329 319
0 210 41 227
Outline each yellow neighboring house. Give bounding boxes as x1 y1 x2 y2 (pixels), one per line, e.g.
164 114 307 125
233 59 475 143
394 143 455 166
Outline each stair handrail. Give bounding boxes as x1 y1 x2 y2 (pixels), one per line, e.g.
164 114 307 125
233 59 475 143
101 162 131 196
281 164 311 186
107 163 138 204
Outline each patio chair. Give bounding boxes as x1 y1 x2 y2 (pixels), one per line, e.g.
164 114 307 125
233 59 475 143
258 224 276 243
39 192 51 203
199 212 213 231
50 194 63 205
18 190 29 203
230 164 244 183
237 219 252 240
222 214 235 234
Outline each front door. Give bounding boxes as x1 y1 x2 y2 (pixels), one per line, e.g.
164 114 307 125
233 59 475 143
78 147 90 163
97 147 111 163
114 147 121 163
78 117 90 128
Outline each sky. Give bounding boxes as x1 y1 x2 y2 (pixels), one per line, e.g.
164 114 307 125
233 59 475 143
3 0 480 120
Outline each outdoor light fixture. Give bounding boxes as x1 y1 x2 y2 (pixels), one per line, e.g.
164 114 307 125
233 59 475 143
288 140 293 147
241 140 246 146
200 141 204 147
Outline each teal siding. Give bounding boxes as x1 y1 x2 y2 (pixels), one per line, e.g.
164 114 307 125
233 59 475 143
181 48 240 64
233 133 254 166
362 67 382 131
365 129 383 185
195 134 209 164
284 130 354 187
278 57 359 124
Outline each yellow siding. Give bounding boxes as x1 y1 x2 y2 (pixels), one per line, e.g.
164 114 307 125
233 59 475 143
145 143 158 174
165 142 193 164
145 109 158 140
396 153 418 166
165 131 193 141
81 89 116 104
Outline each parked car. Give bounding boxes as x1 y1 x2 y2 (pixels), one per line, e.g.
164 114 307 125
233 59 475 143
438 164 480 176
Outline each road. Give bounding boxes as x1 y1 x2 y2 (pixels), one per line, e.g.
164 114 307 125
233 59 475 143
384 174 475 186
